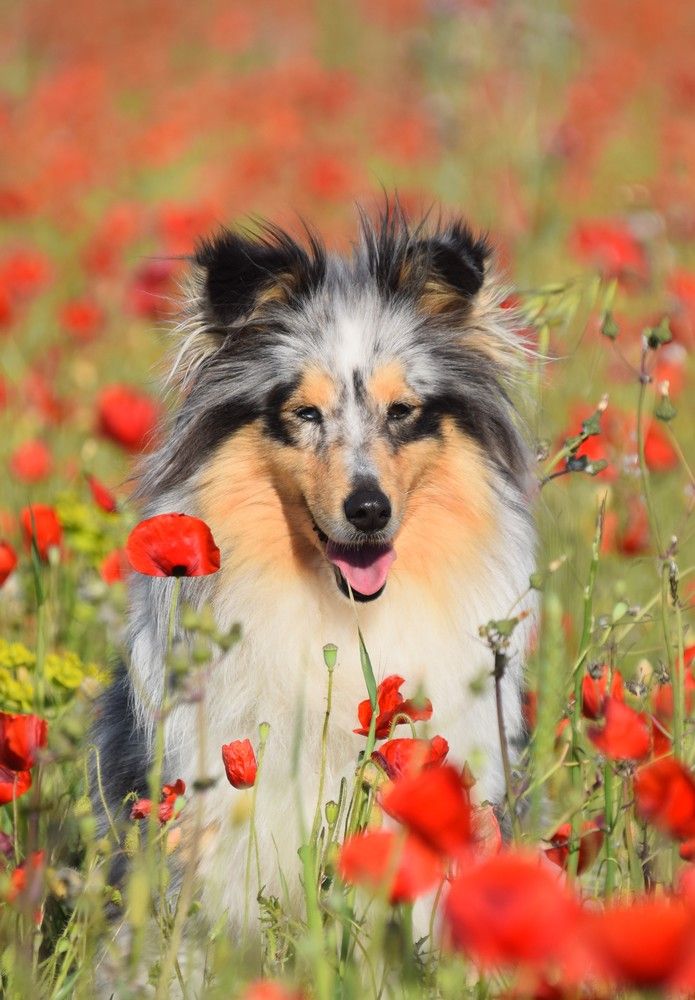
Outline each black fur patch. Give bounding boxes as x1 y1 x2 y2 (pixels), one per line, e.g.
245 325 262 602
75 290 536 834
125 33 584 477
90 662 150 825
195 223 326 330
263 379 299 446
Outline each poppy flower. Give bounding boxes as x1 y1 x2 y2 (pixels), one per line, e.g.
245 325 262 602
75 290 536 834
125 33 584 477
59 298 104 342
100 549 128 584
373 735 449 779
85 474 117 513
6 850 45 924
587 697 651 761
581 666 624 720
580 897 695 991
337 829 443 904
126 513 221 577
131 778 185 823
1 250 51 300
0 541 17 587
380 764 471 858
354 674 432 738
634 757 695 842
9 440 52 483
644 423 678 473
544 821 603 874
601 498 650 557
0 767 32 805
97 384 159 452
20 505 62 560
651 648 695 723
128 260 177 319
470 804 503 861
569 220 648 285
0 712 48 771
222 739 257 789
240 981 303 1000
445 851 580 969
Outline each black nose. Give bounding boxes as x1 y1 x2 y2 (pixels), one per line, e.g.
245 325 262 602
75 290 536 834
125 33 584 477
344 487 391 533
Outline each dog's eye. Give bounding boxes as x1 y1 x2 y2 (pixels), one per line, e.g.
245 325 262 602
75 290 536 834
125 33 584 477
387 402 415 422
295 406 323 424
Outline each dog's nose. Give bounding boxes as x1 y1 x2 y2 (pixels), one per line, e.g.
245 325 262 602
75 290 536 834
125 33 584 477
344 487 391 533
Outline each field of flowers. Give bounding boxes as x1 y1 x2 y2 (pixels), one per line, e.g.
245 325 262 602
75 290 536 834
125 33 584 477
1 0 695 997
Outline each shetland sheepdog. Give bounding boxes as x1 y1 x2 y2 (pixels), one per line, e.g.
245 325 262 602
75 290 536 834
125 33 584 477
95 205 536 930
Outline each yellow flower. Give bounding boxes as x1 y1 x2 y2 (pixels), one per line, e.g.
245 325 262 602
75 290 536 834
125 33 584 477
0 639 36 672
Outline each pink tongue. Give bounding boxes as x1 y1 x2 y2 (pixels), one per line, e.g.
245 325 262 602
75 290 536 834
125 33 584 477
325 542 396 596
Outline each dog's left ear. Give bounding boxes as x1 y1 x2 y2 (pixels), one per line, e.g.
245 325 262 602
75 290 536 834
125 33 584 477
409 224 491 314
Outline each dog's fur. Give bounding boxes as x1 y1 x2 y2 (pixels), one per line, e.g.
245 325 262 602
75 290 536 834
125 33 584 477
95 205 536 928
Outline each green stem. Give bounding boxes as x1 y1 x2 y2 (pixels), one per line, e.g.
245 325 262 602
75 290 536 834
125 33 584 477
242 722 269 938
603 764 615 898
494 651 521 843
311 651 335 846
636 352 664 557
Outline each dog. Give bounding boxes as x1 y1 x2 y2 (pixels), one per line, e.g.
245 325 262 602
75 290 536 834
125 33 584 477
95 205 536 932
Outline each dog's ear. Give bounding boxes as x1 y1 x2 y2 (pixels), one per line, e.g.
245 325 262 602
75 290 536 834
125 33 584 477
408 224 491 315
194 225 326 331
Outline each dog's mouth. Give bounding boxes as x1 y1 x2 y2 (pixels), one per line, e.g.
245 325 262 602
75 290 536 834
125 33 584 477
311 521 396 602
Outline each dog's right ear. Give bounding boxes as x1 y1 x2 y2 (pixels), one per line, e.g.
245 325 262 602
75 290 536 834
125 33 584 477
194 225 326 332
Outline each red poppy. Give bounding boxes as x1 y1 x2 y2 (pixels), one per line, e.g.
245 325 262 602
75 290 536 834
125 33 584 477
380 764 471 858
337 829 443 904
131 778 185 823
0 712 48 771
85 474 117 513
652 648 695 723
373 735 449 779
354 674 432 738
544 821 603 874
581 666 624 720
128 260 177 319
445 851 579 969
59 298 104 342
470 804 503 861
97 384 159 452
634 757 695 842
0 250 51 300
569 220 648 285
20 505 62 560
100 549 128 584
240 981 303 1000
602 497 650 557
6 850 45 924
9 440 52 483
222 739 257 789
0 541 17 587
644 423 678 473
126 513 221 577
0 767 32 805
587 697 651 761
581 897 695 991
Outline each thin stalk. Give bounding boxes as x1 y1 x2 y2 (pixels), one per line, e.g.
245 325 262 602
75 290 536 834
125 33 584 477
673 582 686 762
311 651 335 846
603 763 615 898
567 498 603 877
242 721 269 937
494 651 521 842
636 349 664 557
623 780 645 892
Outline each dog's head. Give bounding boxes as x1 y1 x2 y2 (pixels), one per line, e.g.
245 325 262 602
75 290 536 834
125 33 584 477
143 208 532 603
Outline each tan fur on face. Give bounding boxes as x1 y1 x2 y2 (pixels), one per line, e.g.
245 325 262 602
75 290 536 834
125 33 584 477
368 361 416 408
196 410 496 611
287 367 339 413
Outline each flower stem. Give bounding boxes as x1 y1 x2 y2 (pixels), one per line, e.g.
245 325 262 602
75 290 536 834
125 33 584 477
494 651 521 842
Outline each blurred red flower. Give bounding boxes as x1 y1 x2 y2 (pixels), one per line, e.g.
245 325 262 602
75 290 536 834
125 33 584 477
97 384 158 452
581 666 624 720
570 220 648 285
126 513 221 577
0 767 32 805
0 712 48 771
544 821 603 874
99 549 128 585
128 259 177 319
380 764 471 858
85 474 117 513
0 541 17 587
581 897 695 991
373 735 448 779
587 697 651 760
651 646 695 722
6 850 45 923
445 851 579 969
0 250 51 300
601 498 650 557
20 505 62 560
222 739 257 789
337 829 443 904
59 297 104 342
354 674 432 738
634 757 695 842
644 423 678 472
9 440 52 483
240 981 303 1000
